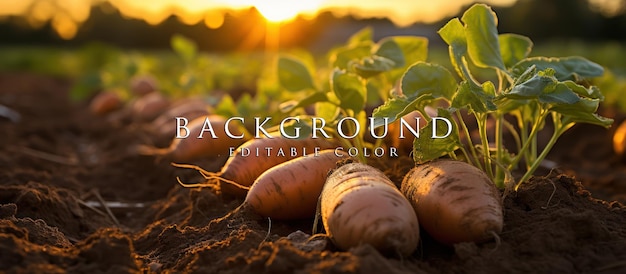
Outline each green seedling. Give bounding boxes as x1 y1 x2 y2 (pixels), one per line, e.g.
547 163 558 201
373 3 613 189
277 28 429 162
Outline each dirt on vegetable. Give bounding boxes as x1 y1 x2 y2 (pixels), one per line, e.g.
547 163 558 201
1 72 626 273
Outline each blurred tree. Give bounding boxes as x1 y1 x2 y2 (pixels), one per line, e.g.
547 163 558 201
495 0 626 41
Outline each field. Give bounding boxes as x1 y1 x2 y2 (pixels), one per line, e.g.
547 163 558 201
1 71 625 273
2 5 626 272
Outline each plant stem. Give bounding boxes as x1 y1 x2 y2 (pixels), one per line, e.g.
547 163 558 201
456 111 482 170
508 110 549 170
515 115 573 190
494 113 505 188
477 114 494 180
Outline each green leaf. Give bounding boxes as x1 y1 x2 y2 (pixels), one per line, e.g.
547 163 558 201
401 62 457 101
461 4 506 71
383 36 429 83
316 101 340 122
452 81 497 113
512 56 604 81
236 93 253 118
499 34 533 68
277 56 315 92
332 69 366 113
438 18 468 79
375 38 405 68
331 44 372 70
279 92 328 113
280 118 314 139
372 62 456 128
552 98 613 127
538 82 581 105
413 109 461 164
392 36 428 66
348 27 373 46
494 96 530 114
371 95 434 128
562 81 603 100
507 69 583 105
507 70 557 99
171 34 197 63
215 94 237 117
352 55 396 78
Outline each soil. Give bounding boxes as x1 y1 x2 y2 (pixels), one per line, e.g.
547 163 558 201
1 72 626 273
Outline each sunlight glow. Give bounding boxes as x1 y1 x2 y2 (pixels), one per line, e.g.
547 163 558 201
0 0 622 39
251 0 321 23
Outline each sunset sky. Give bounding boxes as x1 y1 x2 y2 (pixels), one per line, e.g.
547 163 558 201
0 0 621 39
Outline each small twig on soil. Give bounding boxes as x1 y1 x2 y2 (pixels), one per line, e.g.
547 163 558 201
0 104 21 123
541 179 560 210
487 230 502 256
92 189 121 227
76 199 110 218
82 201 146 209
80 189 121 227
15 146 78 165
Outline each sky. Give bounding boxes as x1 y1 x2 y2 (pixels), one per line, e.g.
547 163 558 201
0 0 620 39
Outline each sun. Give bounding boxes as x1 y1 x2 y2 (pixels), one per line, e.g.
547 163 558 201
252 0 320 23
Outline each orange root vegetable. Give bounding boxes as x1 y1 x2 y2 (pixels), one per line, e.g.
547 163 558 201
173 135 336 197
131 92 169 122
245 150 349 220
401 159 503 245
130 75 158 96
613 120 626 157
139 115 247 162
89 91 122 115
151 99 211 139
320 162 420 257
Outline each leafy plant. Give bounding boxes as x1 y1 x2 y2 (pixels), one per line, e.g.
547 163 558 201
277 28 428 162
373 3 613 189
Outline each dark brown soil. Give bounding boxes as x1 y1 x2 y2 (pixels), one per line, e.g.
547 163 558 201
1 72 626 273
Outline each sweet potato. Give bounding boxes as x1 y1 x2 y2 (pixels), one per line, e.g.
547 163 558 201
320 162 420 256
131 92 169 122
139 115 247 162
130 74 158 96
151 99 211 140
245 150 348 220
174 135 335 197
89 91 122 115
613 119 626 157
401 159 503 245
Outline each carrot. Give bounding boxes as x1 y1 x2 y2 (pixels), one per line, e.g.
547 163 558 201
173 135 335 197
138 115 247 162
320 161 420 257
401 159 503 245
89 91 122 115
131 92 169 122
245 150 348 220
